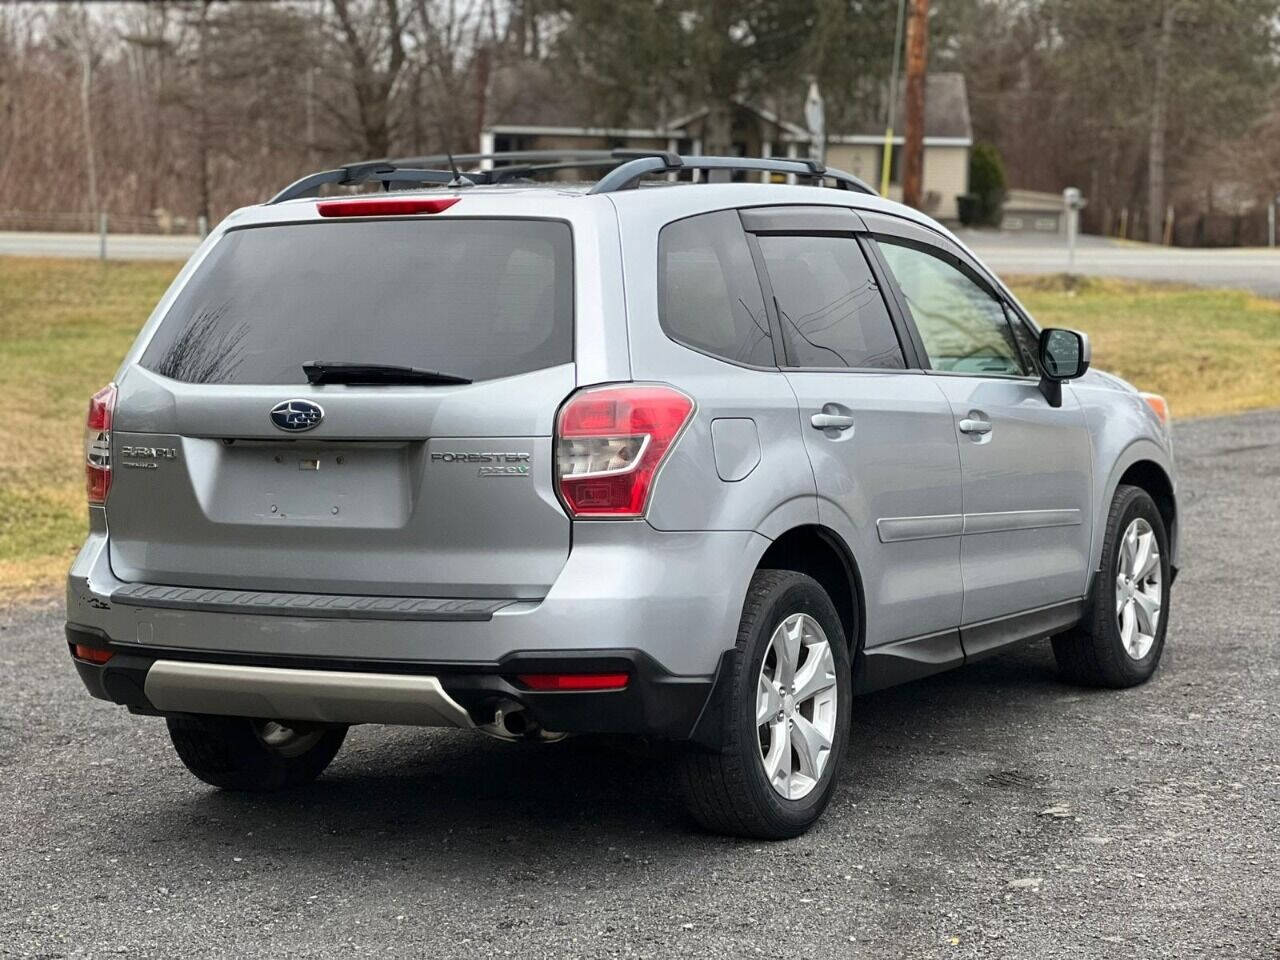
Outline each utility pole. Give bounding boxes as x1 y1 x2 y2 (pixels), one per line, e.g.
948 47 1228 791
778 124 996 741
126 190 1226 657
902 0 929 209
879 0 908 197
1147 1 1175 243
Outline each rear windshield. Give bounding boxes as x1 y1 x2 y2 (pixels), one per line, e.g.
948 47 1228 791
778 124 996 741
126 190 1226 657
141 218 573 385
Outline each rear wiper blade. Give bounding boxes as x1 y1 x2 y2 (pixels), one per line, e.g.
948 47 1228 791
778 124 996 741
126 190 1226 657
302 361 472 386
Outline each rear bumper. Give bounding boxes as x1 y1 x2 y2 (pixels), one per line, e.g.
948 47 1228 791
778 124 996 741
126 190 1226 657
67 624 731 741
66 521 766 739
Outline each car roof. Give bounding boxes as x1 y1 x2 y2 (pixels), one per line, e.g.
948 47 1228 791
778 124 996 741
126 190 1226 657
229 179 955 241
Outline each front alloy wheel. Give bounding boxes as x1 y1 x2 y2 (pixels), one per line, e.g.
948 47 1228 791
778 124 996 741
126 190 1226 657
1052 483 1172 688
1115 517 1162 661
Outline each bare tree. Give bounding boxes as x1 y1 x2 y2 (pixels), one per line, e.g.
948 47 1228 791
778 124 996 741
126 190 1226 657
328 0 410 158
409 0 494 153
49 4 103 219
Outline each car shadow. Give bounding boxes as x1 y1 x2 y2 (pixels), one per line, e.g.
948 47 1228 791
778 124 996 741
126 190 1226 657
121 640 1097 869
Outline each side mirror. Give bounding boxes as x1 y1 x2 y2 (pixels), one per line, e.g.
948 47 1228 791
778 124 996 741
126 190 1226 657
1037 328 1091 407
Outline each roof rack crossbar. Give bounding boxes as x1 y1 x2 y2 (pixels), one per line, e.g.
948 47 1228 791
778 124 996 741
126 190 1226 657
269 163 458 204
268 149 878 204
388 149 619 168
484 157 645 183
767 155 826 177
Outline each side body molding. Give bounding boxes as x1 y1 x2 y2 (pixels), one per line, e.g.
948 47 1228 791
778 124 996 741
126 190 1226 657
856 598 1083 693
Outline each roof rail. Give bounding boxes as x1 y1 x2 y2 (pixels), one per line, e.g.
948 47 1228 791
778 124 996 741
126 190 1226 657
268 149 878 204
587 154 876 195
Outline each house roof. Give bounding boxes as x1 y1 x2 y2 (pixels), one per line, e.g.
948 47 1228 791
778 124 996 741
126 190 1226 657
483 65 972 144
663 99 810 140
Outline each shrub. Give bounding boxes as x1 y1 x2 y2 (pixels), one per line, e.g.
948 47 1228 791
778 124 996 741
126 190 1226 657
969 143 1007 227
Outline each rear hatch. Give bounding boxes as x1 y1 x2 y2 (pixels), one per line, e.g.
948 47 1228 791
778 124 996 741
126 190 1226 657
107 214 574 599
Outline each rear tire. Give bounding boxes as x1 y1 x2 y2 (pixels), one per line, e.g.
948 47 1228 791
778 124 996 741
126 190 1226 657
166 715 347 791
1053 484 1171 688
680 570 851 839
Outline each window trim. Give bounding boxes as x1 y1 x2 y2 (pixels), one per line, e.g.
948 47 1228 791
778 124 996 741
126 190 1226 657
858 209 1051 382
738 204 865 234
870 234 1041 382
744 228 917 374
655 209 783 371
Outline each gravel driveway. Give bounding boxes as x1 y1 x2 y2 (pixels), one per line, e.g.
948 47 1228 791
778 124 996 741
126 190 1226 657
2 410 1276 959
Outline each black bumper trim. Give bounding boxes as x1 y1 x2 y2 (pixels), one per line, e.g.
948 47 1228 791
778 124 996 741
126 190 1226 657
109 583 515 622
65 623 730 742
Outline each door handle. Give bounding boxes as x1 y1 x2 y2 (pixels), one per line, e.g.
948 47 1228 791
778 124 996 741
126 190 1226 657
958 418 992 435
811 413 855 431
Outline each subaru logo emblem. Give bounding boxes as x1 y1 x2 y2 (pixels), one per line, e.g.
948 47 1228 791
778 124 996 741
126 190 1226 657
270 399 324 432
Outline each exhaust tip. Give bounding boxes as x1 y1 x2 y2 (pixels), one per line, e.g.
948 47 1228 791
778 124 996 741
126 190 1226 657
477 699 566 743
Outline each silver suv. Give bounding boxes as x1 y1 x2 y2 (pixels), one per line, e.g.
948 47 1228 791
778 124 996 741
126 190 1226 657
68 152 1178 838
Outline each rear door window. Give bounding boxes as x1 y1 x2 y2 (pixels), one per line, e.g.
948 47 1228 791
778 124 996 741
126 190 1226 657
756 234 906 370
658 210 776 367
141 218 573 384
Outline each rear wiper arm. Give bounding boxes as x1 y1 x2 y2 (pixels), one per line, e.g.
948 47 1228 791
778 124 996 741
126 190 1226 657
302 361 472 386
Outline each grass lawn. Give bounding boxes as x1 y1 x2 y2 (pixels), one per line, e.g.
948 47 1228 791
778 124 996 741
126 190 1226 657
0 258 180 600
1009 274 1280 417
2 258 1279 601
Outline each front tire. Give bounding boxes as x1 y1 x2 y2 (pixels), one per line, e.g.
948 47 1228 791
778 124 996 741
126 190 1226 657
166 715 347 791
1053 484 1171 687
680 570 852 839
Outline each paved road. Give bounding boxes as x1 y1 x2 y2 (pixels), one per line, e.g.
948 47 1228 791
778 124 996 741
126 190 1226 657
0 231 199 261
5 227 1280 296
959 229 1280 297
2 411 1277 959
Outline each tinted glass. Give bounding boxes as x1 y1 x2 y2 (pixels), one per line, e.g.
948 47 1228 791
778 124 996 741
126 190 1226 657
658 211 775 366
877 239 1028 376
141 219 573 384
757 234 905 369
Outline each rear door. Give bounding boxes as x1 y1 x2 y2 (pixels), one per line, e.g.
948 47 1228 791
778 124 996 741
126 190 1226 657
745 207 966 652
868 217 1092 634
108 216 576 598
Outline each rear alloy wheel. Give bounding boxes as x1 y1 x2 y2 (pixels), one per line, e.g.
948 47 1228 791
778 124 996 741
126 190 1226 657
756 613 840 801
681 570 851 839
166 714 347 791
1053 484 1172 687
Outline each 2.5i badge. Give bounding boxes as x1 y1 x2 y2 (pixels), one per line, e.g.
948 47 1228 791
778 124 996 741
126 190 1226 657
120 445 177 470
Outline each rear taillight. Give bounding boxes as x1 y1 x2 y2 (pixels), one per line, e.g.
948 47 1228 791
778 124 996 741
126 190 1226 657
85 383 116 505
555 384 694 518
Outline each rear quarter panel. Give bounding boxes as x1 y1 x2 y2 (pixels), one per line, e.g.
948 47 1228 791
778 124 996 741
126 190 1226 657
607 189 819 539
